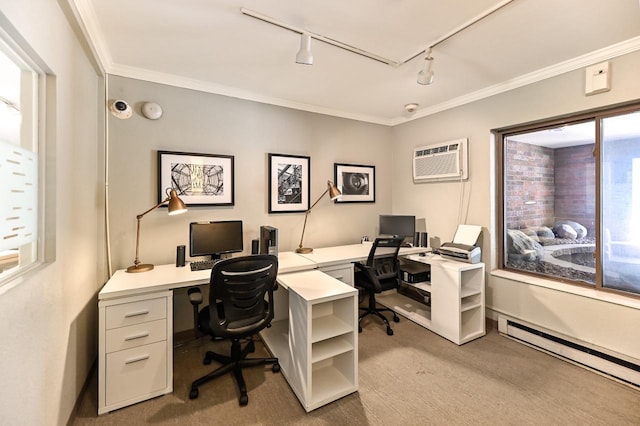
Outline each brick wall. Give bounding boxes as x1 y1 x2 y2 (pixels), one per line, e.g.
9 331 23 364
505 140 555 230
554 144 596 236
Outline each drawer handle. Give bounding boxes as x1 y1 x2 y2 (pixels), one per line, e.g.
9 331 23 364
334 275 344 280
125 354 150 364
124 310 150 318
124 332 150 341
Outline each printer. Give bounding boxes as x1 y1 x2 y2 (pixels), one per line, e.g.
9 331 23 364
438 242 481 264
438 224 482 264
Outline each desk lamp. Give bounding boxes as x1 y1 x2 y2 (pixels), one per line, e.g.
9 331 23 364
296 180 341 254
126 189 187 273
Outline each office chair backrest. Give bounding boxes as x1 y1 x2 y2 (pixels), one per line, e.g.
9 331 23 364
366 237 403 280
208 254 278 338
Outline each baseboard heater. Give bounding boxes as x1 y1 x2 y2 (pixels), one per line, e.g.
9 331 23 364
498 315 640 388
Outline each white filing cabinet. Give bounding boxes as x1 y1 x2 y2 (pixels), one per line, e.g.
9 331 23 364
98 291 173 415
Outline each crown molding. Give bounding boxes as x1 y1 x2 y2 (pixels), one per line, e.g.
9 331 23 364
107 63 392 126
391 36 640 126
67 0 114 74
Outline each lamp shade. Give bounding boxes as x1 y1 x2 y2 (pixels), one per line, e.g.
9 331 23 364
167 189 187 215
328 181 341 200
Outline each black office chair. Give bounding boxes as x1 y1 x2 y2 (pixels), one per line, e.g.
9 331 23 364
353 237 403 336
189 255 280 405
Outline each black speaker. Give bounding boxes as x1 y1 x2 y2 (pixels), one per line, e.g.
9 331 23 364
251 239 259 254
176 245 186 267
414 232 428 247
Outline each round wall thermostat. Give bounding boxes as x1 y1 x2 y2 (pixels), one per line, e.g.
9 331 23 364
142 102 163 120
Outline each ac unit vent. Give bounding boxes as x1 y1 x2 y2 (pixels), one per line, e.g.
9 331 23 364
413 138 468 182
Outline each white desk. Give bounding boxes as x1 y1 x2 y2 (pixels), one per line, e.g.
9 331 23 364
98 247 356 414
97 243 432 414
297 243 427 287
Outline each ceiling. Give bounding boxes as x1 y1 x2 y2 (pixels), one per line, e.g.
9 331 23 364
70 0 640 126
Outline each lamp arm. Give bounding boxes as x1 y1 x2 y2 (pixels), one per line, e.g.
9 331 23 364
308 187 330 212
298 187 329 250
131 195 170 267
136 195 170 220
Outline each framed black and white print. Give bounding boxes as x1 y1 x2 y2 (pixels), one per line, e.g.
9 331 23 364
158 150 234 206
268 153 310 213
334 163 375 203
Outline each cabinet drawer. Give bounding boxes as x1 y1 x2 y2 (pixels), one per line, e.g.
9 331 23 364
320 265 353 286
105 319 167 353
105 341 167 406
105 297 166 329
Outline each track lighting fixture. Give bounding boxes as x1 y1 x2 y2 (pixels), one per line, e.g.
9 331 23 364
417 49 434 85
296 33 313 65
241 1 516 82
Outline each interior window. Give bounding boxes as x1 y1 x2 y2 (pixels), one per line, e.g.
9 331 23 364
601 110 640 294
498 105 640 297
503 121 596 286
0 39 40 284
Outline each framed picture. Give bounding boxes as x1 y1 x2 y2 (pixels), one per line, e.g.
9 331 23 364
157 150 234 206
268 153 310 213
334 163 375 203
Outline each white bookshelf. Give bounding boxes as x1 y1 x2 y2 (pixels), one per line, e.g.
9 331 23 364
260 270 358 412
377 255 485 345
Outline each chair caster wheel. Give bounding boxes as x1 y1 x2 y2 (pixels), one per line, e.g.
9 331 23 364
386 327 394 336
239 394 249 406
393 315 400 323
272 363 281 373
189 387 199 399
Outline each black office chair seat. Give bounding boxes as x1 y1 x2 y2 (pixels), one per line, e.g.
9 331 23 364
189 255 280 406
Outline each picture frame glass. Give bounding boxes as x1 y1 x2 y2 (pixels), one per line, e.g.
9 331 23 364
334 163 375 203
158 151 234 206
269 153 310 213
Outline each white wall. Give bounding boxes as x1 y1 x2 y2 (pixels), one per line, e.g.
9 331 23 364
107 75 393 330
391 50 640 359
0 1 104 425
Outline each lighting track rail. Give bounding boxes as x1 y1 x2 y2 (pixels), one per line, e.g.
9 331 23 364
241 0 516 68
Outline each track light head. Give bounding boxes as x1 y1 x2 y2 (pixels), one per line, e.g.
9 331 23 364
296 33 313 65
417 55 434 85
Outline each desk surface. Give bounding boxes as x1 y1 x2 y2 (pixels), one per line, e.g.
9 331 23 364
99 243 429 300
299 243 428 267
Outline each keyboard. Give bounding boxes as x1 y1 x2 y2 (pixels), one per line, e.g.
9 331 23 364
190 259 221 271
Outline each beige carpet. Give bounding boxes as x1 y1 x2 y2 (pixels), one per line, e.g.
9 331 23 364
73 317 640 425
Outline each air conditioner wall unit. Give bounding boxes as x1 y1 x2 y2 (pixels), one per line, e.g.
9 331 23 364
413 138 468 182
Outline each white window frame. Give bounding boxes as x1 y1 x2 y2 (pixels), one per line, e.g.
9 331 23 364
0 22 48 288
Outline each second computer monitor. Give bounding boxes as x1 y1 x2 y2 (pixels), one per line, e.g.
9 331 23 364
189 220 243 260
379 215 416 245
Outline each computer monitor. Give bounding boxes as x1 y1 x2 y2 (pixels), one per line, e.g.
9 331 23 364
189 220 243 260
379 215 416 245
